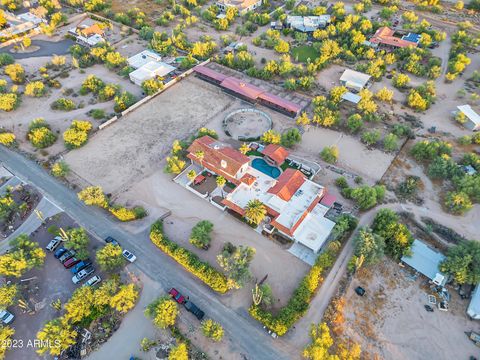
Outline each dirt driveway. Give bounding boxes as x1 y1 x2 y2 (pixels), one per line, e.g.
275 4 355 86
342 260 480 360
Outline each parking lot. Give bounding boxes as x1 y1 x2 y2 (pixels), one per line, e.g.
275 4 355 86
6 212 105 360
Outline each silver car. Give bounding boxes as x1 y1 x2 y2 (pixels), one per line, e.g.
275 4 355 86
72 266 95 284
83 275 101 287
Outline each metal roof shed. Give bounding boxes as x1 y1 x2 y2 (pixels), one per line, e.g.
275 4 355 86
467 285 480 320
340 69 371 92
457 105 480 131
401 239 448 286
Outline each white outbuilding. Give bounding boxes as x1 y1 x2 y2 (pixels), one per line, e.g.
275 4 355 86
340 69 372 93
129 61 176 86
456 105 480 131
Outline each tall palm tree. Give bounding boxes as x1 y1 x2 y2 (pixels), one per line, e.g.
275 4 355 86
216 176 226 198
244 199 267 226
239 143 250 155
195 150 205 168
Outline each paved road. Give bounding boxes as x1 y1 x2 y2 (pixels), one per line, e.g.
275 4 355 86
0 147 292 360
3 39 74 59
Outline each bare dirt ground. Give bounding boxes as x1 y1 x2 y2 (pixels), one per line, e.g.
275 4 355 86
65 76 241 194
343 260 479 360
119 167 310 310
2 62 142 159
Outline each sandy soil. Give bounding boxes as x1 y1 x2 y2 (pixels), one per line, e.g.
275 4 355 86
2 63 142 159
65 76 241 193
342 260 479 360
297 127 395 182
118 168 310 309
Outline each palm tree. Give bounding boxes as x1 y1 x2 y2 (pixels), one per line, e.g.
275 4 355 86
244 199 267 226
239 143 250 155
195 150 205 168
216 176 226 197
187 170 197 183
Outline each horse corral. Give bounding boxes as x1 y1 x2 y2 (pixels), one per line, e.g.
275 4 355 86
223 108 272 141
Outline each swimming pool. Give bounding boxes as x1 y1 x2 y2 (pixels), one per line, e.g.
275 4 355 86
251 158 281 179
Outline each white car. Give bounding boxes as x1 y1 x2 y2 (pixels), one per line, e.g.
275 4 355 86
72 266 95 284
46 236 62 252
0 310 14 325
122 249 137 263
83 275 101 287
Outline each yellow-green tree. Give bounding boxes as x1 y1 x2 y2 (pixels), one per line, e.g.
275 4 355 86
239 143 250 155
244 199 267 225
407 89 428 111
392 73 410 88
357 89 377 114
296 112 310 127
0 326 15 359
78 186 109 208
375 87 394 103
64 286 95 323
96 243 125 272
165 156 186 174
36 317 77 356
168 343 188 360
201 319 224 341
303 322 336 360
261 130 281 144
145 296 179 329
51 161 69 177
110 284 139 313
0 93 19 112
25 81 46 97
4 64 25 84
0 284 17 308
0 132 16 146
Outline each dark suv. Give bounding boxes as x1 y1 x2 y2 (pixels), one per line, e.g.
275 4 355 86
184 301 204 320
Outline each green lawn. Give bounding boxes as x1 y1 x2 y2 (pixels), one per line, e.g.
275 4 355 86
291 45 320 63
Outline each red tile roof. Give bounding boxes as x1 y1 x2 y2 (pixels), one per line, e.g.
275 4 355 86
80 24 104 37
187 136 250 178
370 26 418 48
240 173 256 186
262 144 289 165
220 77 264 101
257 92 303 114
193 66 302 114
194 66 228 83
320 192 336 207
268 169 305 202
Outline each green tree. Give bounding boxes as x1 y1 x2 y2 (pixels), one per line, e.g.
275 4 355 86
96 243 125 272
217 242 255 288
354 228 385 266
444 191 473 215
383 133 398 152
320 145 338 164
145 296 179 329
371 209 413 258
440 241 480 285
36 317 77 356
361 130 381 146
350 185 385 210
244 199 267 225
202 319 224 341
280 128 302 148
64 228 90 260
346 113 363 133
189 220 214 249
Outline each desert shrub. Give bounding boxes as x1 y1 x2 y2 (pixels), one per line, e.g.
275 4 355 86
51 161 70 177
141 78 164 95
51 98 76 111
150 221 229 293
320 145 338 164
28 118 56 148
109 206 146 222
0 54 14 67
0 93 20 112
114 91 137 112
0 132 16 146
63 120 92 149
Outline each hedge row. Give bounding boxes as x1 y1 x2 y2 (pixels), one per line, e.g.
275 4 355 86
149 221 229 294
249 214 357 336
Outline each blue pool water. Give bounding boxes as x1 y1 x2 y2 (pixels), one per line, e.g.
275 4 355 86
251 158 281 179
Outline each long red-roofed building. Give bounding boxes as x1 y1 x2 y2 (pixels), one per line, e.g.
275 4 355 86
193 66 304 117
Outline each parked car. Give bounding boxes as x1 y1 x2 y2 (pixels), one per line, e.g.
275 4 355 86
71 260 92 275
355 286 366 296
46 236 62 252
424 305 434 312
83 275 101 287
169 288 186 304
64 257 81 269
72 266 95 284
105 236 120 246
184 301 204 320
0 310 15 325
54 247 67 259
122 249 136 263
59 250 75 263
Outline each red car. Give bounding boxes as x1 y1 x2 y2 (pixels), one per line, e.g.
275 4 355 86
63 257 81 269
169 288 187 304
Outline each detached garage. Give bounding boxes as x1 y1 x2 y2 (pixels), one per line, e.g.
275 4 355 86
129 61 176 86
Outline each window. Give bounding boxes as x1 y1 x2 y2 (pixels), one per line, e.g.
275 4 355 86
221 160 227 168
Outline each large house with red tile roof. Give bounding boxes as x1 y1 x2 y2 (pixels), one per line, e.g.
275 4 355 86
186 136 336 253
369 27 418 49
